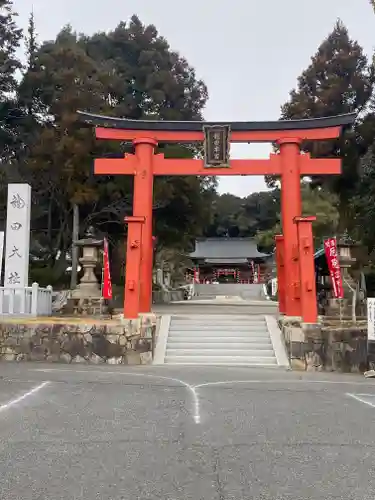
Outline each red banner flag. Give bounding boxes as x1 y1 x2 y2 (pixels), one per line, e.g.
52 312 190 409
102 237 112 300
324 237 344 299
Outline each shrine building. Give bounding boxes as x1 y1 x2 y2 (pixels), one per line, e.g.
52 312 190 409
188 237 271 284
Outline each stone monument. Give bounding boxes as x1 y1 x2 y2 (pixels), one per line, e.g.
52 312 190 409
4 183 31 288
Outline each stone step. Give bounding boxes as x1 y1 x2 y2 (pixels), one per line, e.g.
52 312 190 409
171 315 267 322
154 305 278 315
166 348 275 357
159 313 280 367
173 317 266 320
165 363 279 368
167 339 272 347
169 331 270 338
173 315 265 325
165 355 278 365
169 325 267 332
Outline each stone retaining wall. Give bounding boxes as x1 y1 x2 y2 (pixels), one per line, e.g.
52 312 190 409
0 315 156 365
282 318 369 372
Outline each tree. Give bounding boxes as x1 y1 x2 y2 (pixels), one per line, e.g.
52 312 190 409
350 146 375 252
153 145 216 249
16 17 212 283
0 0 22 96
0 0 23 162
351 2 375 252
204 190 280 238
80 15 208 121
17 26 120 275
241 191 280 235
267 21 374 228
79 16 211 250
256 184 339 252
204 193 245 237
16 11 42 160
25 11 37 70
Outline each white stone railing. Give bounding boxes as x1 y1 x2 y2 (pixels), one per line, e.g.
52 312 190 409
0 283 53 316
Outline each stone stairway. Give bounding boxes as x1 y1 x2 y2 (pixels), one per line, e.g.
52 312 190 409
163 314 279 366
194 283 264 299
153 299 279 317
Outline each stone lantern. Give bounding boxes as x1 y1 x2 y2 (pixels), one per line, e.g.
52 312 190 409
70 226 103 314
337 230 357 292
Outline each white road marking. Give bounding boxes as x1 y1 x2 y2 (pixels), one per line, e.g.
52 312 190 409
102 372 200 424
0 381 49 413
33 369 375 386
33 367 375 424
35 368 202 423
347 392 375 408
194 379 375 388
195 380 263 389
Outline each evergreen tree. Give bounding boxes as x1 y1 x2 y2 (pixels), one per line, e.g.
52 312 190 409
79 16 211 249
266 21 374 227
281 20 371 120
17 25 117 269
0 0 22 161
0 0 22 96
25 11 37 71
256 184 339 252
16 10 42 160
80 15 208 121
17 18 212 281
350 147 375 252
204 190 280 238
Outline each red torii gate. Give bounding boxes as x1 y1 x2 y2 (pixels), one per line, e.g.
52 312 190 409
78 111 355 320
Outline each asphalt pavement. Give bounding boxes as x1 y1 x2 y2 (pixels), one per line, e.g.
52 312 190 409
0 363 375 499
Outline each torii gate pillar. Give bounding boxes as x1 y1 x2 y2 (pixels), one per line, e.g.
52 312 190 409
124 216 145 319
275 235 285 315
279 138 303 317
294 216 318 324
132 138 157 313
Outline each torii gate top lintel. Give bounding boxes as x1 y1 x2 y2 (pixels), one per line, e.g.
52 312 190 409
77 110 355 177
77 111 356 143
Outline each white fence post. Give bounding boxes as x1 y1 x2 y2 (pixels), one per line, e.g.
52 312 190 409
31 282 39 316
46 285 53 315
20 287 26 314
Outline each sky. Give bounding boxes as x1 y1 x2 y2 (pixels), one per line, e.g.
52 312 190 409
12 0 375 197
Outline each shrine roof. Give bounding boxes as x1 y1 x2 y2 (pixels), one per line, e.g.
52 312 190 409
77 111 356 132
189 238 269 260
